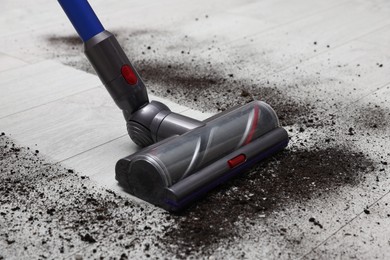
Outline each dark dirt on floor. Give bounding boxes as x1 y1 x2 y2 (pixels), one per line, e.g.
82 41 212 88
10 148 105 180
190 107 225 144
165 143 376 256
0 134 168 259
0 129 379 258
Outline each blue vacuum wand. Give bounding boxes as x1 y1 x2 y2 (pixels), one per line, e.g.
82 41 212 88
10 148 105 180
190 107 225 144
58 0 289 211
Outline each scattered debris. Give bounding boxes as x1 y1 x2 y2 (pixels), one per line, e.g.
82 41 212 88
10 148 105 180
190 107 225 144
79 234 96 244
309 217 323 229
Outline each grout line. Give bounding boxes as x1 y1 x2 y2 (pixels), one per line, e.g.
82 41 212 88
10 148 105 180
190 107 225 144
223 0 351 46
300 188 390 259
304 80 390 125
0 85 102 120
0 60 66 85
357 36 390 48
274 21 390 74
0 61 33 74
341 82 390 105
58 134 128 164
0 55 42 74
0 51 29 64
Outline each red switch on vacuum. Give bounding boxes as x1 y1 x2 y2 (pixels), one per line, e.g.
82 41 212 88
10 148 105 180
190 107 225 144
227 154 246 168
121 64 138 85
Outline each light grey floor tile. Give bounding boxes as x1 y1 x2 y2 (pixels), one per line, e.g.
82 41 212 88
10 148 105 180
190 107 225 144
0 60 102 118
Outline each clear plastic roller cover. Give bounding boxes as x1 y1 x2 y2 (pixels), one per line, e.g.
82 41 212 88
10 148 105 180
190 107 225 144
124 101 280 200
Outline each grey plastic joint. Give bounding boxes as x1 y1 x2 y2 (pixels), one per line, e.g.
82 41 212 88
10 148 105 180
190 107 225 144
127 101 170 147
127 101 204 147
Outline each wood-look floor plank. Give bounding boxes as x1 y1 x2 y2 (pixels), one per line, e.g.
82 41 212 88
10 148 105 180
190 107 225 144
0 60 102 118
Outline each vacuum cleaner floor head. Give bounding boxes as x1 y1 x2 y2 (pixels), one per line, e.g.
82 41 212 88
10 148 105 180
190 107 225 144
116 101 288 211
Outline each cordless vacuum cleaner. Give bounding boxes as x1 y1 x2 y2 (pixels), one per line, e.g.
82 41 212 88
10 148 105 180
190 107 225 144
58 0 289 211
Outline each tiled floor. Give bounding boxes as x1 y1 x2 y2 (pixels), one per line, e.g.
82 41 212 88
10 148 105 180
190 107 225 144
1 0 390 259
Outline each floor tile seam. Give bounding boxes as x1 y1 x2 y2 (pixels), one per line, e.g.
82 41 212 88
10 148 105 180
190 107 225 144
273 20 390 74
0 51 31 65
300 189 390 259
0 85 103 121
218 0 352 46
0 59 53 80
57 134 128 164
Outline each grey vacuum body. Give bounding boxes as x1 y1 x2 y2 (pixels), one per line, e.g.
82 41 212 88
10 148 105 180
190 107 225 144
117 101 288 211
58 0 289 211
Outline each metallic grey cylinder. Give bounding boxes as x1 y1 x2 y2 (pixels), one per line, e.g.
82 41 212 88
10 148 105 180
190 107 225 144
155 113 205 141
127 101 204 146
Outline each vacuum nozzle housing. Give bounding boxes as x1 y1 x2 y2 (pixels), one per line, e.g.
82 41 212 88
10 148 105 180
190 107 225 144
116 101 289 211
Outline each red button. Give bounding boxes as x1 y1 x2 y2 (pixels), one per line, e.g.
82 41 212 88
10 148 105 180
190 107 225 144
227 154 246 168
121 64 138 85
